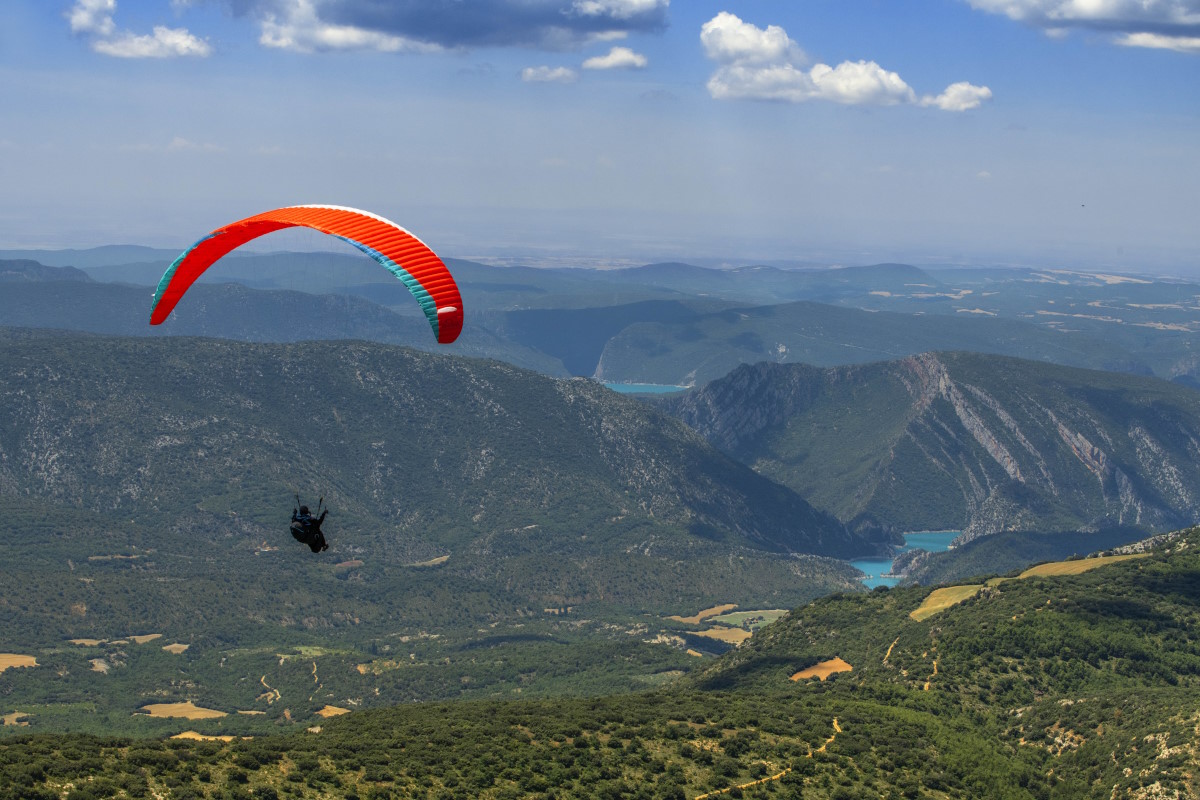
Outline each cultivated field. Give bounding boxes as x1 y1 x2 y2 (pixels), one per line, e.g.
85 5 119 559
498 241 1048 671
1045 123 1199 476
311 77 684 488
139 702 227 720
912 552 1153 621
790 657 854 682
910 586 984 621
668 604 738 625
693 627 752 646
1016 552 1148 578
0 654 37 672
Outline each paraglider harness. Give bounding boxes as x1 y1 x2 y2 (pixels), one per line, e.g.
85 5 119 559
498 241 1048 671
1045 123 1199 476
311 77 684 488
291 495 328 553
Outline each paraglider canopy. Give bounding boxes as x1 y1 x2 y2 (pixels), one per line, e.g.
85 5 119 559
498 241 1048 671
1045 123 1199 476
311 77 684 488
150 205 463 343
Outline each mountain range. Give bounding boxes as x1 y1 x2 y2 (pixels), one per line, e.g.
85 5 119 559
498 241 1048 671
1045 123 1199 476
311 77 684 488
664 352 1200 538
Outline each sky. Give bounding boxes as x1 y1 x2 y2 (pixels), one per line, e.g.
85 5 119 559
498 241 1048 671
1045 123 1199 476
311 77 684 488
1 0 1197 272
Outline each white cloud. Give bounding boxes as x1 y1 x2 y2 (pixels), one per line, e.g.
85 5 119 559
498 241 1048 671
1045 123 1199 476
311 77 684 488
700 11 805 65
977 170 993 179
235 0 667 50
920 81 994 111
94 26 212 58
962 0 1200 52
1116 31 1200 52
521 65 579 83
573 0 667 19
67 0 115 36
67 0 209 58
166 136 224 152
259 0 438 53
582 45 647 69
702 13 991 110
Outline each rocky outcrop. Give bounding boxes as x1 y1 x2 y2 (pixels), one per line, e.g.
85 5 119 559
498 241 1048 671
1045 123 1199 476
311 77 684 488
666 352 1200 539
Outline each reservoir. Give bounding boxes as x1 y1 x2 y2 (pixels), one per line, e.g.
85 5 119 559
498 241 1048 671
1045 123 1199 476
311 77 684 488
603 383 689 395
850 531 959 588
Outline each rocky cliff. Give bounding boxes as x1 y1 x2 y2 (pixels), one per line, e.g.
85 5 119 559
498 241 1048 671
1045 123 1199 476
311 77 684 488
665 352 1200 538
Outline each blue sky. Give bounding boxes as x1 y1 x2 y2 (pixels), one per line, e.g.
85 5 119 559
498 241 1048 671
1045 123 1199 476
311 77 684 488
1 1 1197 271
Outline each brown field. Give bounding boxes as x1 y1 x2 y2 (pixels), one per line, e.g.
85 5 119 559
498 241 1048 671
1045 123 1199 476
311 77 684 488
2 712 30 727
90 659 110 673
171 731 235 742
913 552 1151 621
68 638 105 647
238 710 266 716
162 643 190 654
910 585 984 621
0 654 37 672
1018 553 1148 578
407 555 450 567
668 604 738 625
317 705 351 718
790 657 853 682
335 559 365 569
128 634 163 644
686 649 704 658
693 627 753 646
139 702 227 720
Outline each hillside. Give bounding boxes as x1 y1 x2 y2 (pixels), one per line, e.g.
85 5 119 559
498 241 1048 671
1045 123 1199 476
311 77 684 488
0 328 869 560
664 353 1200 538
594 300 1149 387
0 261 567 375
4 528 1196 798
0 329 878 730
7 254 1200 388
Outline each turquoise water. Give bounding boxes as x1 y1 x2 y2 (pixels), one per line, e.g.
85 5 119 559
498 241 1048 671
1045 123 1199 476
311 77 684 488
850 531 959 588
603 383 689 394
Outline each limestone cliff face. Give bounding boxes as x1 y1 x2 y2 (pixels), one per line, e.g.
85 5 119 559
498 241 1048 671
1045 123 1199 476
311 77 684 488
665 353 1200 538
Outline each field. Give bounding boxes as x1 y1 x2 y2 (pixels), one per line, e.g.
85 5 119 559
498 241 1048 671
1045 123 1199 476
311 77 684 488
911 553 1153 621
1016 552 1148 578
909 585 985 621
707 609 788 629
694 627 753 645
789 657 854 682
0 655 37 672
138 702 228 720
668 604 738 624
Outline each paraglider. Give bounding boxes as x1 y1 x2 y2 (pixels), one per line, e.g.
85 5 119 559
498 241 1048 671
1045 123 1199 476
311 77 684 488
291 495 328 553
150 206 464 553
149 204 463 343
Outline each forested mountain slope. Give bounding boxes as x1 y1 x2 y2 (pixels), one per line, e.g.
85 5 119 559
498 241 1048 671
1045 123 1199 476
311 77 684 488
665 353 1200 538
4 528 1196 799
0 328 870 559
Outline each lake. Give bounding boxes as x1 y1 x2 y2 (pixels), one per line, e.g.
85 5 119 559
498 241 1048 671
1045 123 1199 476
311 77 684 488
850 531 959 588
603 383 689 395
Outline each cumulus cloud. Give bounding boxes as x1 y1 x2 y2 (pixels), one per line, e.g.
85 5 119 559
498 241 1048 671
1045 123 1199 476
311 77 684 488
67 0 116 36
962 0 1200 52
94 27 212 58
582 45 648 69
67 0 209 58
1116 31 1200 52
920 81 994 111
236 0 668 52
259 0 436 53
700 11 805 65
702 12 990 110
521 65 579 83
573 0 665 19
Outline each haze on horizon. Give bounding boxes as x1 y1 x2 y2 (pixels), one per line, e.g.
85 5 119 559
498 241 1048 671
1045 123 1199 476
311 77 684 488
1 1 1197 274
